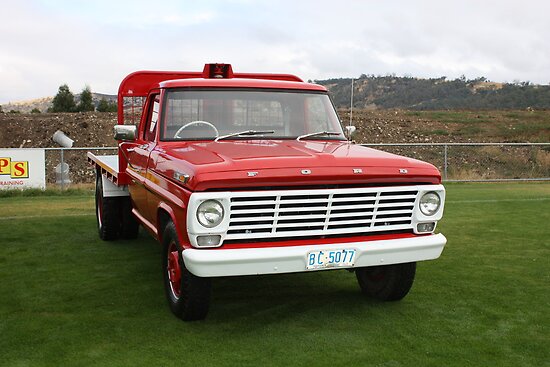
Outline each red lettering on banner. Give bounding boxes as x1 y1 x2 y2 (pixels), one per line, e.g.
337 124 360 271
11 161 29 178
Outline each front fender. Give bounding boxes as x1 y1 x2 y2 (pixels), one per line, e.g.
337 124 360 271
157 201 190 248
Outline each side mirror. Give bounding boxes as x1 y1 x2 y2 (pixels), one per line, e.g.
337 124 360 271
114 125 137 141
345 125 357 140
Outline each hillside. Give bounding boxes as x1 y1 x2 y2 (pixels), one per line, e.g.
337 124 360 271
1 109 549 184
2 110 549 150
3 75 550 113
316 76 550 110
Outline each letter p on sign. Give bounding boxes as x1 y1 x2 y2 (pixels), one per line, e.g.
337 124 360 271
0 157 11 175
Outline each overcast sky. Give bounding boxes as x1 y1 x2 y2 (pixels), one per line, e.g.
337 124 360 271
1 0 549 103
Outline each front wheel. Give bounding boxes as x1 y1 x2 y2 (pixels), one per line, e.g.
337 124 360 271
162 221 211 321
355 262 416 301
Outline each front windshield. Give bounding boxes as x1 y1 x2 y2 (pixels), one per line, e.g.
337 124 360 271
161 89 345 141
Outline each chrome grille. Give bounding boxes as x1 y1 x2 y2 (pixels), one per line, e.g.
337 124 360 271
225 187 418 241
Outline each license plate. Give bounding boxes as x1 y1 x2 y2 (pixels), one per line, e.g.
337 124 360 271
306 248 356 270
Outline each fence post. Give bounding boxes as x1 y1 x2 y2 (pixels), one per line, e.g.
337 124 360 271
60 148 65 191
444 144 448 181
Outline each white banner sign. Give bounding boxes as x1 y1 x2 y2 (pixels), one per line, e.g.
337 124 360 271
0 149 46 190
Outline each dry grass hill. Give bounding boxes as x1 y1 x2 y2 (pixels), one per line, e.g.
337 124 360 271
2 109 549 150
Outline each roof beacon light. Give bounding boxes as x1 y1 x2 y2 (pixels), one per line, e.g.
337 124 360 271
203 63 233 79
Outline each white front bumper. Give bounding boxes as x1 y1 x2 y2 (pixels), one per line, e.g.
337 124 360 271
182 233 447 277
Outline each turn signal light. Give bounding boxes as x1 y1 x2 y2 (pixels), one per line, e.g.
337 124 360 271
417 222 435 233
196 235 222 247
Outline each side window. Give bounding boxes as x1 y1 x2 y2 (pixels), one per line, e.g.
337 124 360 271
144 95 160 141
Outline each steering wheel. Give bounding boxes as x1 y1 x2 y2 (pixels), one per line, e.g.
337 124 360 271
174 121 219 139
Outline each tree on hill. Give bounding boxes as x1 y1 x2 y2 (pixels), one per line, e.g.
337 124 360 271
97 98 117 112
317 75 550 110
0 105 3 113
77 86 95 112
31 108 41 114
50 84 76 112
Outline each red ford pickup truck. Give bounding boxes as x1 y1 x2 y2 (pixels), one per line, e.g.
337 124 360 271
88 63 446 321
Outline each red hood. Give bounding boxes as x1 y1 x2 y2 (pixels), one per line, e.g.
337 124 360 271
153 140 441 191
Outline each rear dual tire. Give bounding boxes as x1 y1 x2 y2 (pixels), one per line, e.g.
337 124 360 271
95 170 139 241
120 197 139 239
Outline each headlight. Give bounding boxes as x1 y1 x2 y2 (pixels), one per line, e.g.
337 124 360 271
419 192 441 216
197 200 224 228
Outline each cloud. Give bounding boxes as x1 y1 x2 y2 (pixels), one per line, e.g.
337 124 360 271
1 0 550 103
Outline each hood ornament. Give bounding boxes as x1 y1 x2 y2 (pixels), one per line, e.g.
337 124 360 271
301 169 311 175
353 168 363 174
247 172 258 177
399 169 408 174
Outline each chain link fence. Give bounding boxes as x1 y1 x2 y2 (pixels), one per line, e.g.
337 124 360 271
38 143 550 187
44 147 117 187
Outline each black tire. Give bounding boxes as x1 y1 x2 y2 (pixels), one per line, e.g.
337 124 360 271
355 262 416 301
162 221 210 321
95 170 120 241
120 197 139 239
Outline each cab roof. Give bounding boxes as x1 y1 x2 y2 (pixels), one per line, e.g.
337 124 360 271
159 77 327 91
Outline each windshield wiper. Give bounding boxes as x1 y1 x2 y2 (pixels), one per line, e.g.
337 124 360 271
296 131 343 141
215 130 275 142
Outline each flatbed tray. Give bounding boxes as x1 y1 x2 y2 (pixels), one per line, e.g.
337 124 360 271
87 152 121 185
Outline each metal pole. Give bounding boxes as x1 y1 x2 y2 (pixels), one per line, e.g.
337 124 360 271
60 148 65 191
349 78 354 128
444 144 448 181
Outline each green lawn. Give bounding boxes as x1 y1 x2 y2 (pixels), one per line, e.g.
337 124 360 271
0 183 549 366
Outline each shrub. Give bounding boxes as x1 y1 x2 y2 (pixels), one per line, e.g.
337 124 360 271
50 84 76 112
97 98 117 112
77 86 94 112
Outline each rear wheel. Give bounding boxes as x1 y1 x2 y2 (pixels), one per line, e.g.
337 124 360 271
355 262 416 301
95 170 120 241
120 197 139 239
162 221 210 321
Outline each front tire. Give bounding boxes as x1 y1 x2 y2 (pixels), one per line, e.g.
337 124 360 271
162 222 211 321
355 262 416 301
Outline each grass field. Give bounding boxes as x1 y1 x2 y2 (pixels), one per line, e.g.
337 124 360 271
0 183 549 366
